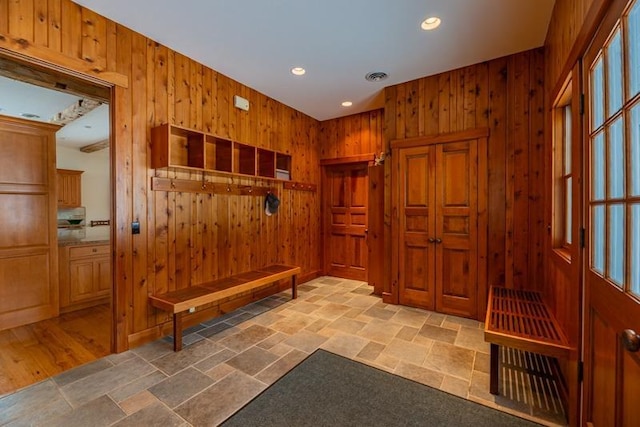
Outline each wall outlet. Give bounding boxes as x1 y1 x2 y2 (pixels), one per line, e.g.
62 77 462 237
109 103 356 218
188 307 196 313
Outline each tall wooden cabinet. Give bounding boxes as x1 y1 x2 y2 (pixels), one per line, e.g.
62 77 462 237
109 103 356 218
0 115 60 330
391 130 487 320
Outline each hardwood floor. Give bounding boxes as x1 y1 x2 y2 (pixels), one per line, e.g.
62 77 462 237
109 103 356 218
0 304 111 396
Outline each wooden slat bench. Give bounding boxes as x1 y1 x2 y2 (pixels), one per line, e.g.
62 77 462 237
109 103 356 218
484 286 573 395
149 264 300 351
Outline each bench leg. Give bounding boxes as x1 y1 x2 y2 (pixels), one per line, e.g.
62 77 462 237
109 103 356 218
490 343 499 395
173 312 183 352
291 275 298 299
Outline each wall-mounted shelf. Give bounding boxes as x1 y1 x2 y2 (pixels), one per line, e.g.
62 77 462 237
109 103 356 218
151 123 292 180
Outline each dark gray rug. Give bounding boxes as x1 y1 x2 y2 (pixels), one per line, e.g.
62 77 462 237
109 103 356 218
222 349 540 427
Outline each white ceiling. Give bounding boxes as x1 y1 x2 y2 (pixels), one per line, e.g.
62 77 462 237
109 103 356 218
0 75 110 148
72 0 555 121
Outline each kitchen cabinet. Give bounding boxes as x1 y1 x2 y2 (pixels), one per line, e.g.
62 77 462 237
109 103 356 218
57 169 83 207
59 243 110 312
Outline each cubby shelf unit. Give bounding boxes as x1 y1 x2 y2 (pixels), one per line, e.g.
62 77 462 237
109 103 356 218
151 123 292 180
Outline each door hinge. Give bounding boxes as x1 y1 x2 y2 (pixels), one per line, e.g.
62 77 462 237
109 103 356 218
580 227 586 248
578 360 584 382
580 93 585 115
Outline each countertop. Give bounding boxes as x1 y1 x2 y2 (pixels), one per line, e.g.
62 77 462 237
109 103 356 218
58 227 111 246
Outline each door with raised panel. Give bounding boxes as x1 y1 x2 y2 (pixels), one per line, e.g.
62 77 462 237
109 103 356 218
394 133 485 319
322 163 369 280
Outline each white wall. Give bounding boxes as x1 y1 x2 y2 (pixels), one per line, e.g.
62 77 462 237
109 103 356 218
56 145 110 223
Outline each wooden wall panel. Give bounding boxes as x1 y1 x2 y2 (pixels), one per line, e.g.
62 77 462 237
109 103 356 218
385 49 546 293
319 110 384 159
0 0 321 351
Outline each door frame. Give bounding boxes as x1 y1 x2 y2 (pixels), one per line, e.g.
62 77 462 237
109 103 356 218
390 128 489 320
0 49 121 352
320 154 375 279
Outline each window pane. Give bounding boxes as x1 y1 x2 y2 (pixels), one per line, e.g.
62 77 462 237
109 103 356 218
565 178 572 245
630 0 640 98
609 117 625 198
592 205 605 274
592 132 606 200
592 57 605 130
608 204 625 287
564 106 572 174
632 102 640 196
631 204 640 298
607 29 623 115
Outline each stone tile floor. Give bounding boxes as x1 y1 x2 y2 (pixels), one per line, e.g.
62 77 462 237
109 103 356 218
0 277 567 426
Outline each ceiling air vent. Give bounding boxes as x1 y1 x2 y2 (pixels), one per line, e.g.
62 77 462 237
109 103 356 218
365 72 388 82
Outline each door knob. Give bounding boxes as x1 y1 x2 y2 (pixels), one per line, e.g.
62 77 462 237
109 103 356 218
428 238 435 243
622 329 640 353
435 238 442 244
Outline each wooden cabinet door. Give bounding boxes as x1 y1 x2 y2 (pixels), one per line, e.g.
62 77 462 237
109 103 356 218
397 146 437 310
435 141 478 318
323 163 369 280
95 257 111 297
0 116 59 330
57 169 82 207
69 259 96 304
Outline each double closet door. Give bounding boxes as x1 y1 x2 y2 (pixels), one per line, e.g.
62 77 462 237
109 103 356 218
392 131 487 320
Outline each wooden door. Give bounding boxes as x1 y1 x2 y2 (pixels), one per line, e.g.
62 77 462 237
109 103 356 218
393 130 487 319
435 141 478 318
323 163 369 280
397 145 437 309
582 1 640 425
0 115 59 330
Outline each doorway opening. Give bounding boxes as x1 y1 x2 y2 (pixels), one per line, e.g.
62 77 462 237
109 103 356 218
0 56 114 395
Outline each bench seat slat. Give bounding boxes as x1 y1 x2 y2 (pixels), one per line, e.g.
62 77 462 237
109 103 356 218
484 286 574 395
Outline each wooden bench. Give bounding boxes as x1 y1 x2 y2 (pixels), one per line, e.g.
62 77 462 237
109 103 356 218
149 264 300 351
484 286 572 395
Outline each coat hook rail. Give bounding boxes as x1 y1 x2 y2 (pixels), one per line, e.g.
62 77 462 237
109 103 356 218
152 177 273 196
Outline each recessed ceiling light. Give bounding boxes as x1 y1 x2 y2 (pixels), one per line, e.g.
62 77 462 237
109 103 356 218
341 101 353 107
421 16 441 31
20 113 40 119
291 67 306 76
84 125 92 129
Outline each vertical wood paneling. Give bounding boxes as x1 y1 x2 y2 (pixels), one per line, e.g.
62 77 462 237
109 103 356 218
319 110 384 159
384 49 544 294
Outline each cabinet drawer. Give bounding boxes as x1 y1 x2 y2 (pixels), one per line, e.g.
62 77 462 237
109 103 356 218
69 244 110 259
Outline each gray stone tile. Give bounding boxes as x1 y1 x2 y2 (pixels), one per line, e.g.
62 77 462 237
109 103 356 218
327 317 367 334
255 349 308 385
319 278 342 285
474 351 490 374
320 333 369 359
270 314 314 334
454 325 490 353
358 319 403 344
425 312 446 326
418 324 458 344
106 351 138 365
305 318 331 333
356 341 386 361
149 367 214 408
109 370 168 402
225 311 257 325
282 330 328 353
198 321 235 338
445 315 481 328
0 380 70 425
256 332 288 350
382 339 429 366
362 306 395 320
41 395 125 427
53 358 114 387
287 301 322 314
226 346 279 376
175 371 266 426
440 375 470 398
60 357 156 407
423 341 475 380
219 324 275 352
313 302 352 320
112 401 184 427
396 325 419 341
395 361 444 388
391 308 429 328
182 333 206 347
249 311 285 327
132 339 173 362
151 339 223 375
192 348 236 373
